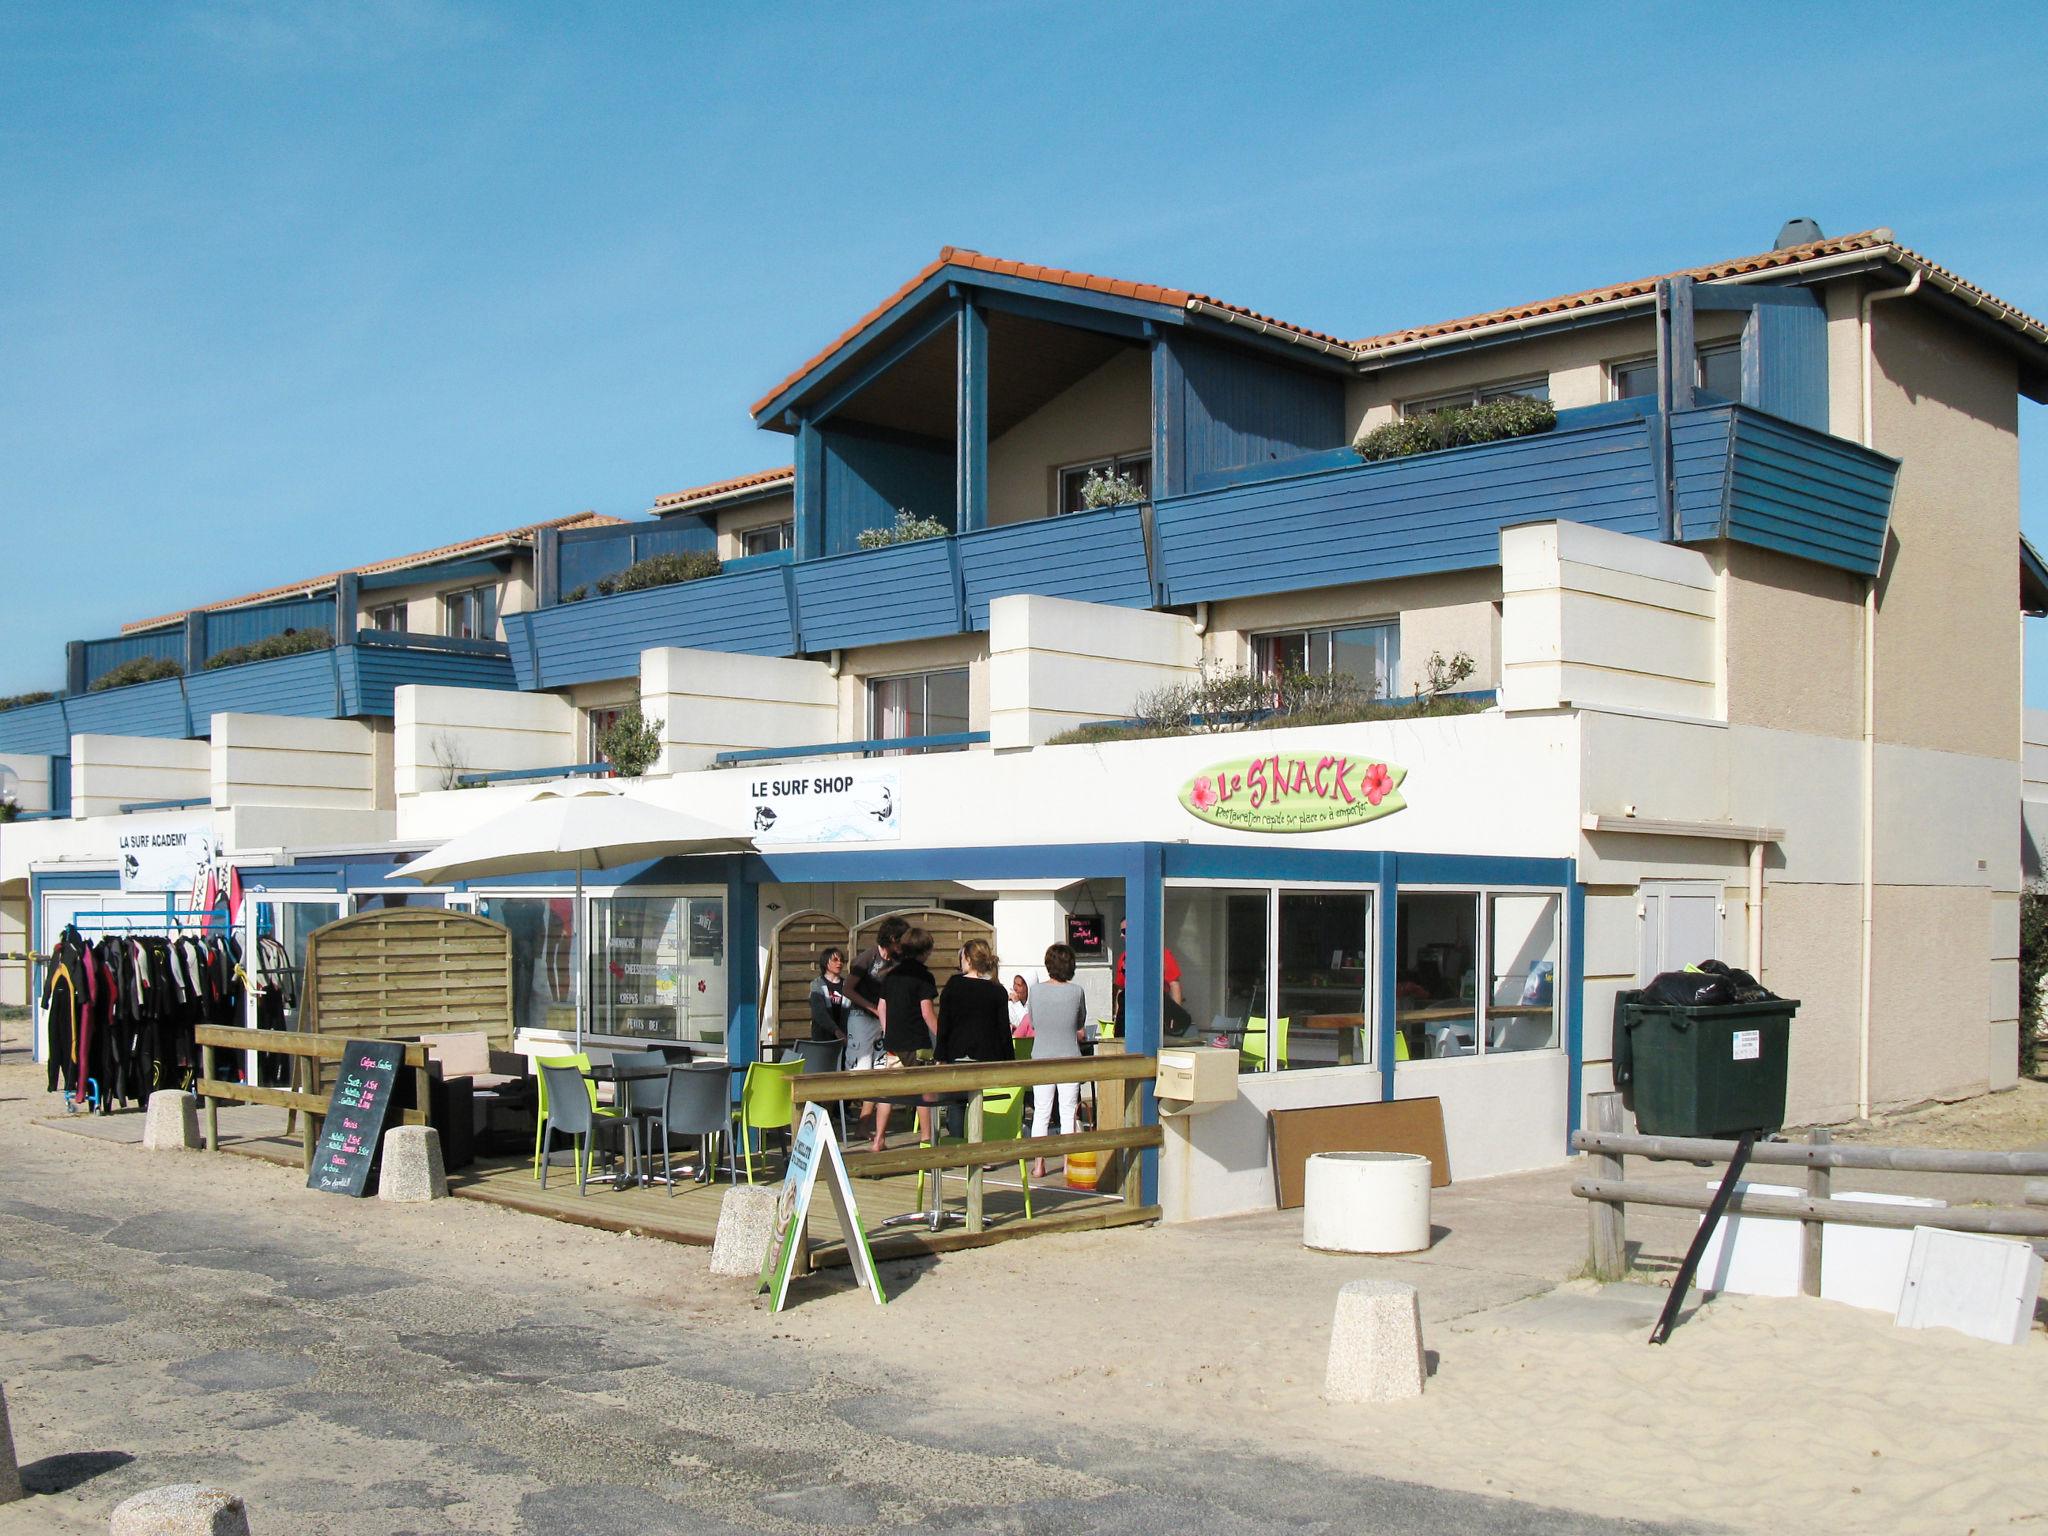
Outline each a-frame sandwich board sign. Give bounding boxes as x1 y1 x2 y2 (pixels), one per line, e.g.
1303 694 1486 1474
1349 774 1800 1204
760 1099 887 1311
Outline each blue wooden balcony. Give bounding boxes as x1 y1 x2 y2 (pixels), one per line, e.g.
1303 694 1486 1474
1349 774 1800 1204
0 633 515 753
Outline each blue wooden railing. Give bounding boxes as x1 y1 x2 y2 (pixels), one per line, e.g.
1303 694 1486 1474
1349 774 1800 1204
713 731 988 767
454 762 614 788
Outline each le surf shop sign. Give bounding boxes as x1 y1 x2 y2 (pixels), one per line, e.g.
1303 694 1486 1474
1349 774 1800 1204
1179 751 1407 833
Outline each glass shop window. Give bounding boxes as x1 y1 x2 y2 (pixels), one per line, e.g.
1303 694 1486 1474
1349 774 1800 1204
1486 893 1560 1053
477 895 579 1035
586 894 727 1049
1395 892 1479 1060
1275 889 1374 1071
1163 886 1270 1060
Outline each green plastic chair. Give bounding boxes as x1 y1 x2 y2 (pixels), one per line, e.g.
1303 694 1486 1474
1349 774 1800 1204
916 1085 1033 1219
731 1059 803 1184
1240 1016 1291 1072
532 1053 630 1182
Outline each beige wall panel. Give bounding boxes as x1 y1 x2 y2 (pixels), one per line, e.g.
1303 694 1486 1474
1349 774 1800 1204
393 684 579 796
1868 301 2020 760
1758 880 1862 1125
1718 542 1865 739
1988 1020 2020 1092
1871 742 2017 889
0 896 26 1007
1724 725 1862 885
987 595 1198 748
1581 889 1641 978
1578 710 1731 820
987 348 1151 527
69 734 211 819
1868 883 1990 1109
0 753 52 815
209 713 377 810
1823 281 1864 441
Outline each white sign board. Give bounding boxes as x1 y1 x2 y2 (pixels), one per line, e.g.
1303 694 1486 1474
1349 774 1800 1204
117 817 218 894
747 765 899 844
759 1100 887 1311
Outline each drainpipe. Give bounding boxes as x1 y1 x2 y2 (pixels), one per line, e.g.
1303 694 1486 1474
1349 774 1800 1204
1856 269 1920 1119
1747 841 1764 976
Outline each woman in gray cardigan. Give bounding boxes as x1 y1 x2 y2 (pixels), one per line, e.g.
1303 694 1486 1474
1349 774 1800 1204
1028 942 1088 1178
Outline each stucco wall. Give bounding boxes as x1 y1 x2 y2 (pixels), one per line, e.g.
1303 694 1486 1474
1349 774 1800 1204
639 646 836 773
1718 541 1865 739
69 734 210 819
392 683 578 796
986 595 1199 748
209 712 379 810
0 752 52 816
987 348 1151 526
1206 566 1501 697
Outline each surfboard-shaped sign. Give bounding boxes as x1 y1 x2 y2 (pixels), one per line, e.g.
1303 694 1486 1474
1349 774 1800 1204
1179 751 1407 833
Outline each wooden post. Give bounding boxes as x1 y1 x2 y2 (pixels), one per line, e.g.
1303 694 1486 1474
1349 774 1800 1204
201 1042 218 1152
1123 1074 1144 1208
1587 1091 1627 1280
1802 1126 1831 1297
1094 1041 1127 1197
965 1095 985 1234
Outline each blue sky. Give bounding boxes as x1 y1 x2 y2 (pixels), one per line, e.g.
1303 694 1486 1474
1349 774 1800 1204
3 1 2045 699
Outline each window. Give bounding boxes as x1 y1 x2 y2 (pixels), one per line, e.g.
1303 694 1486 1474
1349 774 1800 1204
477 896 579 1035
740 521 793 557
1400 377 1549 418
868 668 970 753
369 602 407 633
442 584 499 641
585 894 727 1046
1395 888 1560 1059
1056 451 1152 515
585 706 624 763
1164 883 1374 1071
1253 621 1400 700
1612 341 1743 403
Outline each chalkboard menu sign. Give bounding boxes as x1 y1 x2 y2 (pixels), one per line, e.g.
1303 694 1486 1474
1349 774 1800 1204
1065 913 1106 956
307 1038 406 1197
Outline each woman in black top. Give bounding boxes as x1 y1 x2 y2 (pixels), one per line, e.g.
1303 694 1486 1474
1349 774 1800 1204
935 938 1013 1141
808 947 850 1045
871 927 939 1152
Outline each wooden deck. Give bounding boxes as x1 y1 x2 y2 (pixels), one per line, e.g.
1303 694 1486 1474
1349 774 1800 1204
43 1102 1154 1266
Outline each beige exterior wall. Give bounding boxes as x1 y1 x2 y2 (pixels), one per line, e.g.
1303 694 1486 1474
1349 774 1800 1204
208 712 379 810
713 492 796 560
1205 566 1501 698
1718 541 1865 739
1 894 28 1008
0 752 53 816
69 733 210 819
987 347 1151 526
986 595 1199 748
392 684 579 796
1346 311 1748 437
1868 299 2020 759
355 553 535 642
638 646 836 773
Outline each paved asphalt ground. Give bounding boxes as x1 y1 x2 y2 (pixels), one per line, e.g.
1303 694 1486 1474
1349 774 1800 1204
0 1042 1701 1535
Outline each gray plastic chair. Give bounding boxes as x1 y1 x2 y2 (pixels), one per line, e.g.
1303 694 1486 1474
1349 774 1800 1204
650 1063 733 1191
610 1049 670 1183
794 1038 848 1135
537 1062 632 1195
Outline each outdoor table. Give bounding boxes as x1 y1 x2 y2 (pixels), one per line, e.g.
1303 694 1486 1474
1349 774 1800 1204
582 1063 672 1189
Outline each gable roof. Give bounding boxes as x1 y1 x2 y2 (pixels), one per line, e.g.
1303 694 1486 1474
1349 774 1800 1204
123 511 621 634
650 465 794 515
753 231 2048 417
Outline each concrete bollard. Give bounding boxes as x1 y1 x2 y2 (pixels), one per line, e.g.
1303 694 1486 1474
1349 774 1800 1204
709 1185 779 1277
0 1382 21 1504
1324 1278 1427 1404
109 1484 251 1535
376 1125 448 1203
141 1091 201 1152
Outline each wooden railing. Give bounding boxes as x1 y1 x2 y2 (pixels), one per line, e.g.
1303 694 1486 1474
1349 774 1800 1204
194 1025 431 1170
790 1052 1161 1257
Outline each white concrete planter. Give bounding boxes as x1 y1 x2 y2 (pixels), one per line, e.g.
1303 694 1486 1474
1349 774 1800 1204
1302 1150 1433 1254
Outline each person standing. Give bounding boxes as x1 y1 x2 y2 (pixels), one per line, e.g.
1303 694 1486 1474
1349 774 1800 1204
935 938 1013 1139
1113 916 1187 1036
871 926 938 1152
844 916 906 1132
1028 943 1088 1179
1008 974 1033 1040
808 947 851 1065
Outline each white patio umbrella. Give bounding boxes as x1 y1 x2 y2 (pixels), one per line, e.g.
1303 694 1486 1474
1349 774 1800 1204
388 782 753 1049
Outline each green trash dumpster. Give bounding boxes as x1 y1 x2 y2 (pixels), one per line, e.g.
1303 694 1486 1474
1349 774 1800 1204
1613 991 1799 1139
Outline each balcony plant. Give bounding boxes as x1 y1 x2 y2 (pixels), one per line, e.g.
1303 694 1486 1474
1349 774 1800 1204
857 509 950 550
564 549 722 603
1079 468 1147 509
0 690 53 713
596 706 664 778
1354 396 1557 462
88 656 182 692
202 627 332 670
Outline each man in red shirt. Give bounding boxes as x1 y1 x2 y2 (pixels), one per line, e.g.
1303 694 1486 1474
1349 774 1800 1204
1114 917 1186 1035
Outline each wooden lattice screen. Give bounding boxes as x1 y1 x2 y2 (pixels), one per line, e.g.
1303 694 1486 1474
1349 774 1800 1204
302 908 515 1049
850 907 996 997
763 909 850 1047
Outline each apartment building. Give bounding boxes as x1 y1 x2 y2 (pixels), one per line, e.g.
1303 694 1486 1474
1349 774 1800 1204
3 222 2040 1218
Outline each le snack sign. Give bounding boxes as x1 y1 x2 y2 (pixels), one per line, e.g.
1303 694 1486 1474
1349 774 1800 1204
1179 751 1407 833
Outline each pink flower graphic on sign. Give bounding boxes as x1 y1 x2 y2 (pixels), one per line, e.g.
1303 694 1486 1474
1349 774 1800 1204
1361 762 1393 806
1190 775 1219 810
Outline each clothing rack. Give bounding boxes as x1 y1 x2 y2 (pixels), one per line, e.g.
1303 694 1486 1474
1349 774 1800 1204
68 903 230 935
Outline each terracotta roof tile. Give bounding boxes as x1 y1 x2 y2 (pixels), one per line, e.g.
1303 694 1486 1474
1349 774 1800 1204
650 465 795 513
123 511 623 634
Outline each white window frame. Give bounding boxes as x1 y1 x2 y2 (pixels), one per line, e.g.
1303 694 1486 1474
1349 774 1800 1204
368 601 408 633
739 520 793 557
1399 376 1550 418
1608 342 1743 403
1163 878 1381 1074
441 583 498 641
1250 619 1401 700
865 667 971 754
1054 450 1152 516
1392 882 1568 1063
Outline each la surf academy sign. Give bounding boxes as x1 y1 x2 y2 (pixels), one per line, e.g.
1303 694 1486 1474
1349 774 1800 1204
1179 750 1407 833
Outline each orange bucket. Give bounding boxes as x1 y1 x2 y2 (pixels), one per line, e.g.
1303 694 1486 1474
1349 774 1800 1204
1064 1150 1101 1190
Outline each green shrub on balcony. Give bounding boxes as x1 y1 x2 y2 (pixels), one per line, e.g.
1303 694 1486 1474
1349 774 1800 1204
1353 396 1557 462
202 627 333 671
576 550 722 600
1079 469 1147 509
0 690 53 713
857 510 950 550
596 705 665 777
88 656 182 692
